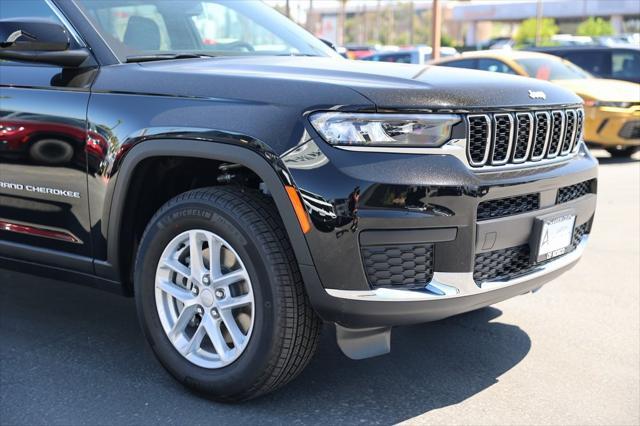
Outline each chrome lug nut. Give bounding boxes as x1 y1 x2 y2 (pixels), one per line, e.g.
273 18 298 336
191 286 199 295
202 275 211 286
215 289 225 299
211 308 220 319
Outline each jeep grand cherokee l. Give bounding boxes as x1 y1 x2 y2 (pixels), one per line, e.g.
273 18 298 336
0 0 597 401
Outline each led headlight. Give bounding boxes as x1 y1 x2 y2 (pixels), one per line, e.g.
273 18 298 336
309 112 460 148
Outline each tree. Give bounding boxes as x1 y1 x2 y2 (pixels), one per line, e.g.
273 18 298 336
514 18 558 47
577 17 614 36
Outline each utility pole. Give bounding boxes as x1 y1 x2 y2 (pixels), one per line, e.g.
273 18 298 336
409 0 415 46
431 0 442 60
307 0 314 32
535 0 543 46
285 0 290 18
337 0 347 46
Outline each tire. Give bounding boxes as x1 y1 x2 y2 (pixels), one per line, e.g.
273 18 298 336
134 186 321 401
29 138 74 165
606 146 637 158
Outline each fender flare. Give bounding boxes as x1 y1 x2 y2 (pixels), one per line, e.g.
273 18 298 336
101 138 316 285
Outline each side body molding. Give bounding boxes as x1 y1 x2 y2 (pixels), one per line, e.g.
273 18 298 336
99 138 317 285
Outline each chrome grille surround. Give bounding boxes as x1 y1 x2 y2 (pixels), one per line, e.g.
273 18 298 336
573 109 584 153
561 109 577 155
512 112 534 163
490 113 514 165
465 107 583 168
467 114 492 166
531 111 551 162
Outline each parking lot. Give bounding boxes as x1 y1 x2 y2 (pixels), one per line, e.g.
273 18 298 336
0 150 638 426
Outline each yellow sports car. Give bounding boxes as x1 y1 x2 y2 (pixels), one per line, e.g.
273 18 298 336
432 50 640 157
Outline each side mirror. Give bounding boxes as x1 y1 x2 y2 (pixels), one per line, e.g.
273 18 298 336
0 19 90 67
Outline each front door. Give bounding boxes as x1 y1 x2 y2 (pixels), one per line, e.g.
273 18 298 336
0 0 95 270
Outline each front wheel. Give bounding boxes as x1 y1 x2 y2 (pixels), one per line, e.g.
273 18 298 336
134 187 321 401
606 146 637 158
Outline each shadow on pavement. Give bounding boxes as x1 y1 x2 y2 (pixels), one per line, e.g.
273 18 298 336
0 271 531 425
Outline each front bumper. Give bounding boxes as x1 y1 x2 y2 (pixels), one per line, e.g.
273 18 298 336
285 139 598 328
584 105 640 147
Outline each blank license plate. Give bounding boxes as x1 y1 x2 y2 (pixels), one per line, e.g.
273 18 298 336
537 214 576 262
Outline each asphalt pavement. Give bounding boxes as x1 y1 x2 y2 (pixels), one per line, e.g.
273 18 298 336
1 150 638 425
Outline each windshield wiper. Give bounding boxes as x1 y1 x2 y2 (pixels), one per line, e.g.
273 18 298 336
126 53 217 63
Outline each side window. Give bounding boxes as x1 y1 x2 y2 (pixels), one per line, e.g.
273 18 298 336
0 0 59 20
192 2 286 50
378 53 412 64
478 58 517 75
438 59 478 69
612 51 640 80
90 4 171 51
564 51 611 77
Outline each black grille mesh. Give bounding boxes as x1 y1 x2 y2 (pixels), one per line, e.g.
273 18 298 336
473 221 590 284
557 180 594 204
513 114 532 160
492 114 512 163
477 193 540 220
468 116 489 164
561 110 576 153
547 111 564 156
362 244 434 288
574 109 584 149
532 112 549 158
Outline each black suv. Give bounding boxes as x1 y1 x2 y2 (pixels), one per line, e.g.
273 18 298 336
0 0 597 401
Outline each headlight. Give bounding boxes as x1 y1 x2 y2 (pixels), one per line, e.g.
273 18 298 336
309 112 460 148
594 101 631 108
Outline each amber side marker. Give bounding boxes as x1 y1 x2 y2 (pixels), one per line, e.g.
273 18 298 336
285 185 311 234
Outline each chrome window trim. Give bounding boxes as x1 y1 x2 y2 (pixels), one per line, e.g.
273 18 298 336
547 110 565 159
490 113 514 166
466 114 492 167
513 112 534 164
531 111 551 162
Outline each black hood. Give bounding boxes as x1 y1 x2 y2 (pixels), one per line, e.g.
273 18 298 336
95 56 582 111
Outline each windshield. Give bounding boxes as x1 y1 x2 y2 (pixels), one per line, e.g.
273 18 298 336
74 0 339 61
515 57 592 81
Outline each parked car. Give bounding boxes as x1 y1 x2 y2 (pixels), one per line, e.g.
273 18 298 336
343 44 378 60
527 46 640 83
432 50 640 157
1 0 597 401
361 46 458 64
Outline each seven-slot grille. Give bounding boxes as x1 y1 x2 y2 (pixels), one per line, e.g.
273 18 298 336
466 108 583 168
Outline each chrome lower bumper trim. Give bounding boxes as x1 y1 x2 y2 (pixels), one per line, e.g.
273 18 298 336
325 236 588 302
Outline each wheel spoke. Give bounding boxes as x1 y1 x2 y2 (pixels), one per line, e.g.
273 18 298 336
218 293 253 311
161 257 190 278
212 269 246 288
202 314 232 362
207 234 223 278
220 309 246 349
188 230 206 280
157 280 196 305
178 323 206 356
168 305 197 341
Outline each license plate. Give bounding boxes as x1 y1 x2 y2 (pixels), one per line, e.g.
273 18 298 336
535 214 576 262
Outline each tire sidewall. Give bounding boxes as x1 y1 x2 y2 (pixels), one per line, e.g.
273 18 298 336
135 197 280 395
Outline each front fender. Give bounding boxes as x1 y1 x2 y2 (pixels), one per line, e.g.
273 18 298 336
97 137 317 290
